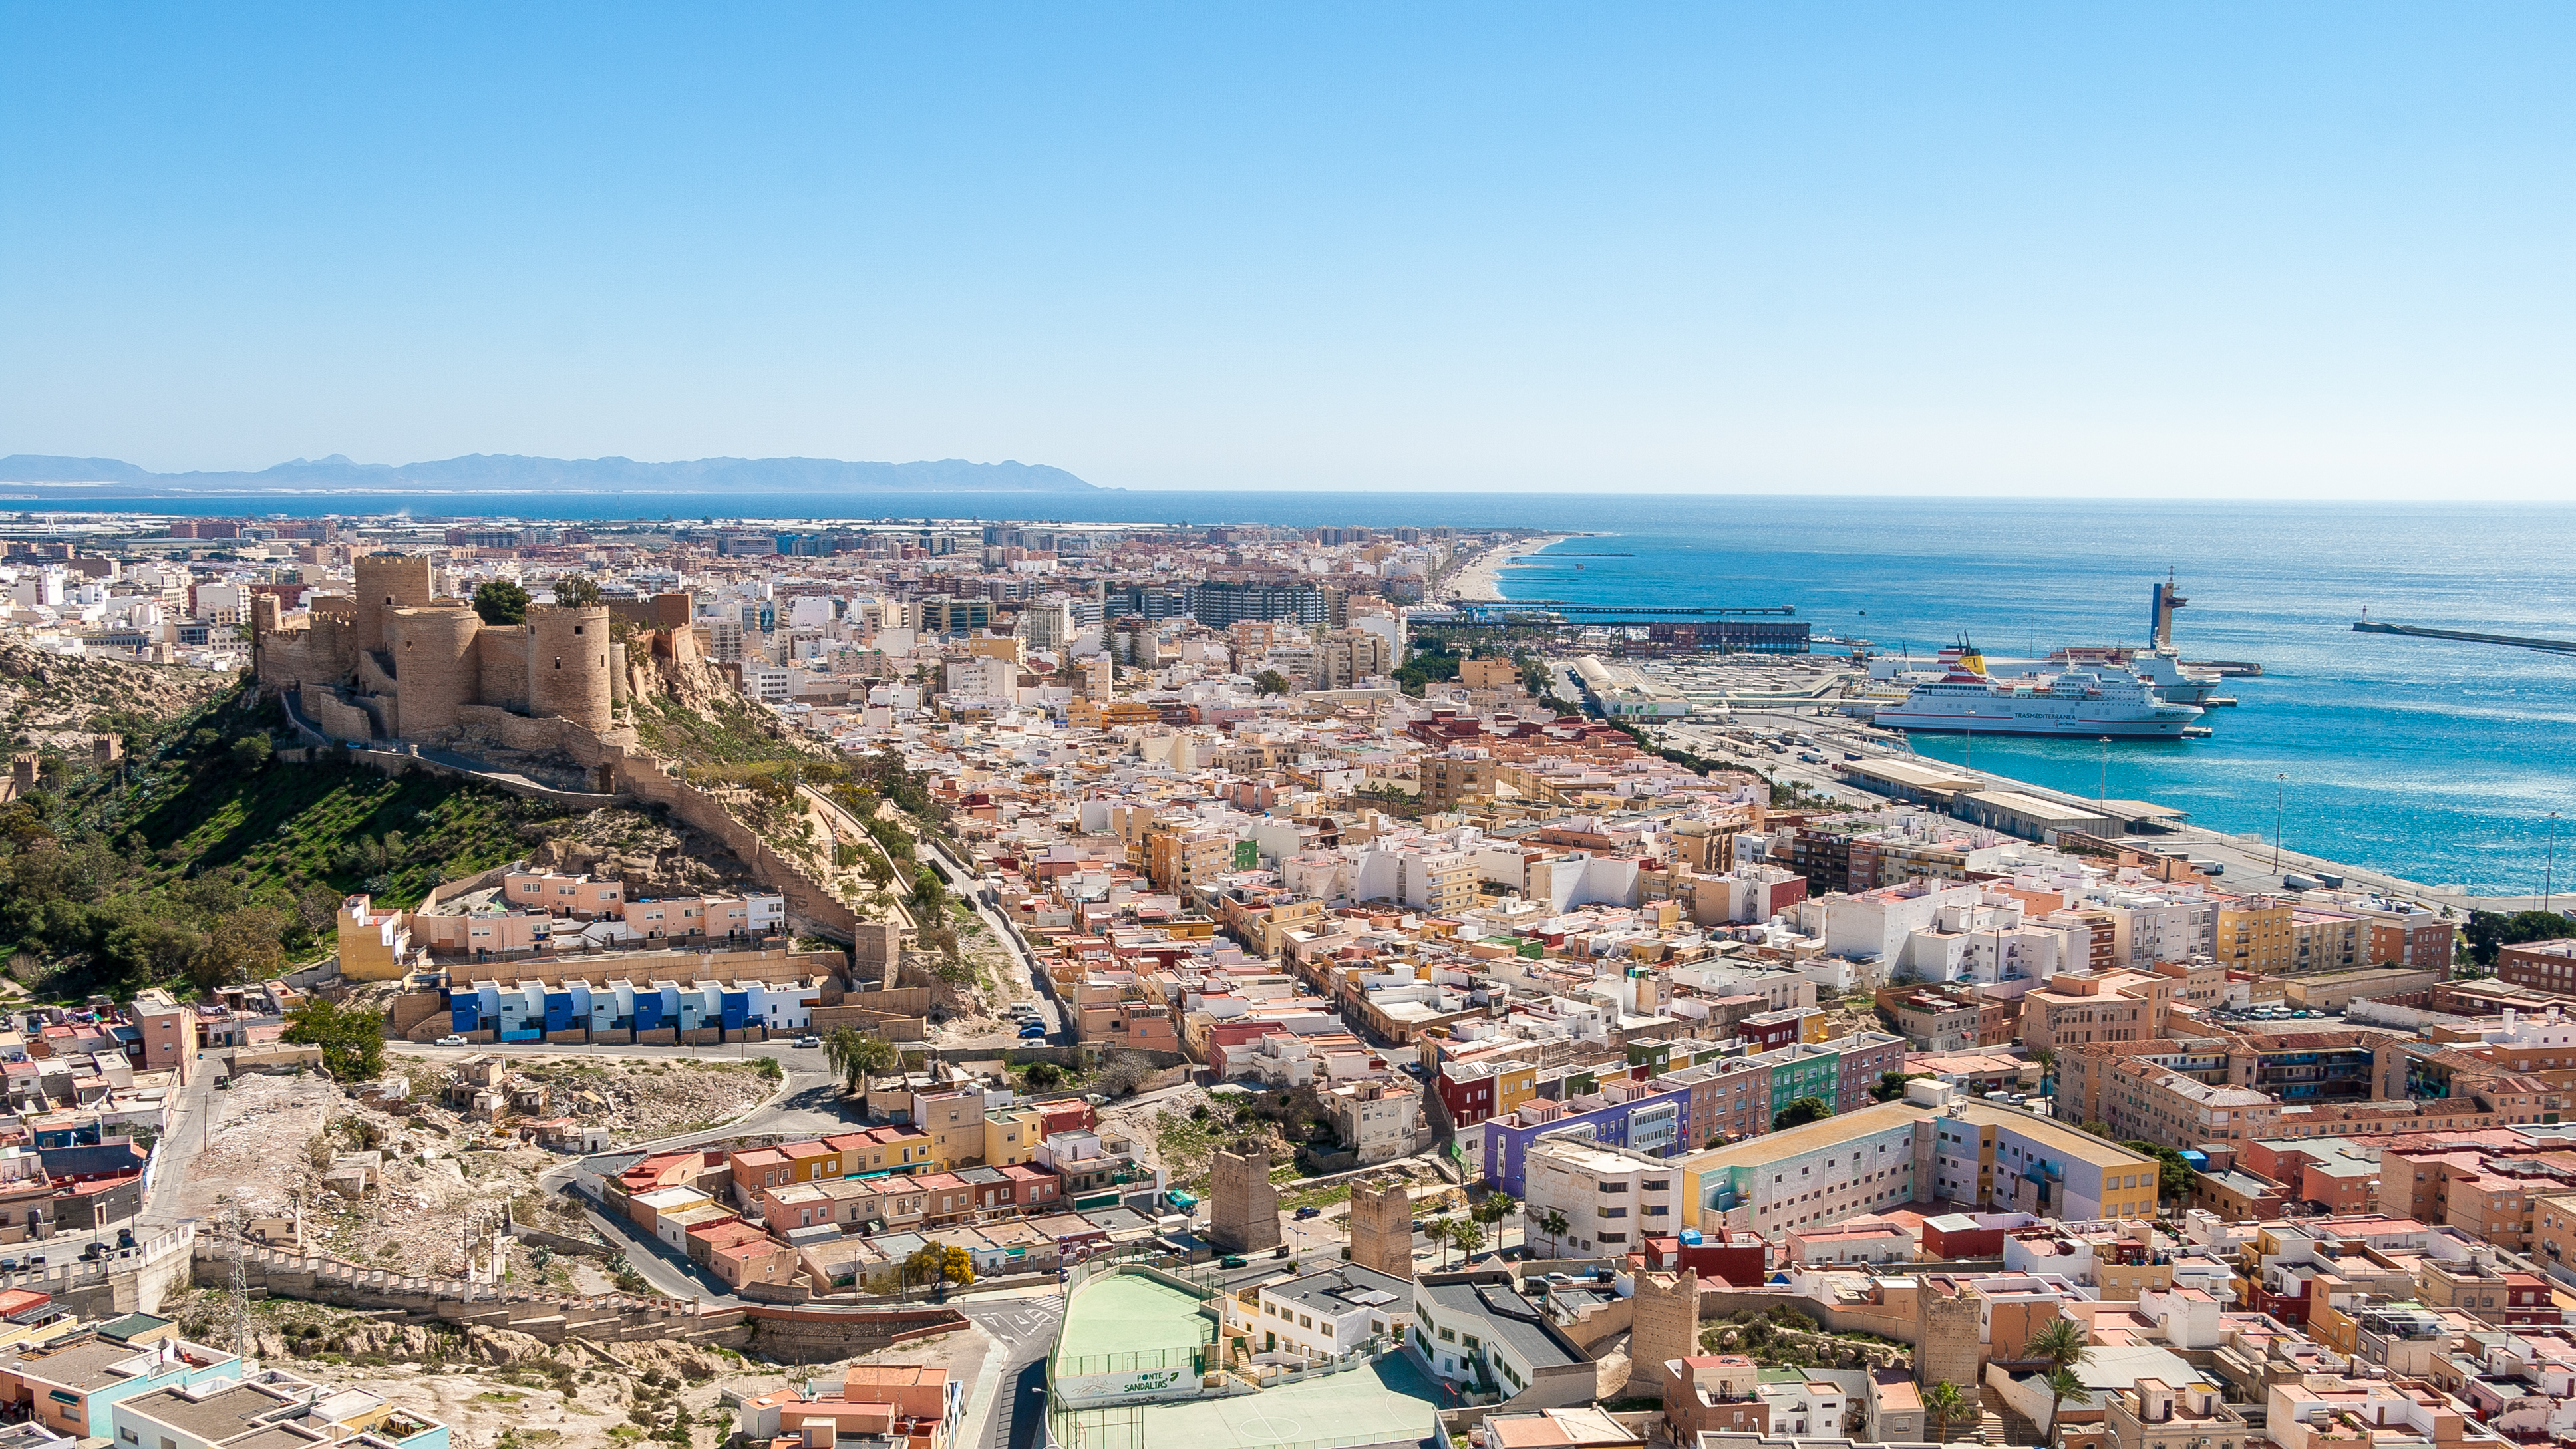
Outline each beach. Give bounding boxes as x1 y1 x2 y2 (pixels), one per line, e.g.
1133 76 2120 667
1444 532 1572 601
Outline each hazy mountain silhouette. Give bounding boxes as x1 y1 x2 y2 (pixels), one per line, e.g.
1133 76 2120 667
0 452 1099 493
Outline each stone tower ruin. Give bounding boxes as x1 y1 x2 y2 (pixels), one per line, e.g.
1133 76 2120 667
1347 1177 1415 1279
1210 1140 1281 1254
1626 1267 1700 1394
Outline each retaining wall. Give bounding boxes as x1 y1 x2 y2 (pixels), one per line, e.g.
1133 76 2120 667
190 1240 970 1361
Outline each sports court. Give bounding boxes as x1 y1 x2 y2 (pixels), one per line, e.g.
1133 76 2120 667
1130 1353 1446 1449
1056 1270 1213 1369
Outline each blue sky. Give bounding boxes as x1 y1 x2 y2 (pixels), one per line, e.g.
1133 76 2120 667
2 5 2569 496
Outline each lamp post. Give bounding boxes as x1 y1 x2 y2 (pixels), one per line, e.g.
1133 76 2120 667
2272 773 2287 877
2549 811 2563 915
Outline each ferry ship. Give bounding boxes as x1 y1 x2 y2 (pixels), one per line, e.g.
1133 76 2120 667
1871 643 2207 738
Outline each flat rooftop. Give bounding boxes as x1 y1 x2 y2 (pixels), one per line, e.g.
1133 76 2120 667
1058 1271 1210 1369
1116 1351 1443 1449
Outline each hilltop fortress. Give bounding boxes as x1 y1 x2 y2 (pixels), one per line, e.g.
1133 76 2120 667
251 555 862 939
252 554 659 756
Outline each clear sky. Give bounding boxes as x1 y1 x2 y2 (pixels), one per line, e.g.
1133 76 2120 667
3 5 2570 497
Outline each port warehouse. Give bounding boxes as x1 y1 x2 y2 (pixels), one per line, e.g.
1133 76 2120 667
1834 756 2191 842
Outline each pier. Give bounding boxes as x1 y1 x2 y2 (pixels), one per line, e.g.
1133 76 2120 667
2353 619 2576 657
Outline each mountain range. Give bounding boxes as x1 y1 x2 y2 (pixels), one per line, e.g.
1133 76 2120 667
0 452 1099 493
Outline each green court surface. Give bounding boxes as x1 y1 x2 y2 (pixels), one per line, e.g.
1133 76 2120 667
1130 1355 1446 1449
1058 1271 1213 1368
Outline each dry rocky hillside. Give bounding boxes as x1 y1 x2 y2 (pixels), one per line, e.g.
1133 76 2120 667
180 1056 773 1285
156 1291 995 1449
0 642 235 751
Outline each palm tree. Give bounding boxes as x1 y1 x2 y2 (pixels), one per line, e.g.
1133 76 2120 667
1922 1380 1969 1444
2021 1317 2094 1440
1530 1207 1570 1259
2041 1367 2088 1442
1444 1217 1487 1267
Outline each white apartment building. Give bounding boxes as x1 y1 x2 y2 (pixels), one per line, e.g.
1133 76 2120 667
2098 892 2218 967
1243 1263 1412 1365
1522 1136 1678 1257
1324 1080 1424 1164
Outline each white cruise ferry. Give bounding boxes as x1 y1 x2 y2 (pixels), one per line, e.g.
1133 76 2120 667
1873 644 2205 738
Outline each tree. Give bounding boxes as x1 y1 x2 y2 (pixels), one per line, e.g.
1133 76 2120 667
909 866 948 917
1253 669 1291 696
472 579 532 626
228 734 271 772
1470 1192 1518 1228
2120 1140 2200 1204
1529 1206 1571 1258
1922 1381 1971 1444
1022 1060 1068 1092
1772 1096 1831 1131
905 1241 974 1297
2020 1317 2094 1438
190 907 287 990
2465 910 2576 966
1442 1217 1486 1267
550 574 605 607
282 998 385 1083
1096 1050 1156 1097
1872 1070 1932 1103
2041 1367 2088 1439
822 1026 899 1093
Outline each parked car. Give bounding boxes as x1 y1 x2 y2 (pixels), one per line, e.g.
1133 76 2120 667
1272 1245 1291 1258
436 1034 469 1046
1219 1255 1249 1269
1017 1022 1048 1039
1294 1206 1323 1220
794 1035 822 1047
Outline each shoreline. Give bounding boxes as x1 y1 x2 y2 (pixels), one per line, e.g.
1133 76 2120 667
1444 533 1573 602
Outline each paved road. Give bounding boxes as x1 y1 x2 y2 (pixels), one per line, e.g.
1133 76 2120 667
918 835 1070 1051
959 1291 1066 1449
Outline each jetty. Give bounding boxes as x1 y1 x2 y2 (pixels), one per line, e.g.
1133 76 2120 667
2352 619 2576 657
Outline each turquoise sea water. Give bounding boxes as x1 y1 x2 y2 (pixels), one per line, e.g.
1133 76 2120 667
1484 499 2576 896
27 489 2576 891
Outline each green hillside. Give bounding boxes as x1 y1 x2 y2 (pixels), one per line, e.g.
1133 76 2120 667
0 679 582 1001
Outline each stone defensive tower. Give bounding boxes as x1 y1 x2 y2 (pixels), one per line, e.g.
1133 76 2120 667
526 603 615 735
1914 1275 1982 1392
1626 1267 1700 1395
351 554 436 655
383 601 481 737
1347 1178 1415 1279
1210 1140 1281 1254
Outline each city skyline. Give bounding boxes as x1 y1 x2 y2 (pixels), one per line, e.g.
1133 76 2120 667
4 5 2572 498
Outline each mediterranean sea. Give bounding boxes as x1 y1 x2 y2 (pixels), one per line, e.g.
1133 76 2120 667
29 490 2576 894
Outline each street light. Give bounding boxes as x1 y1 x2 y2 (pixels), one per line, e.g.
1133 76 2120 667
2272 773 2287 876
2549 811 2563 915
